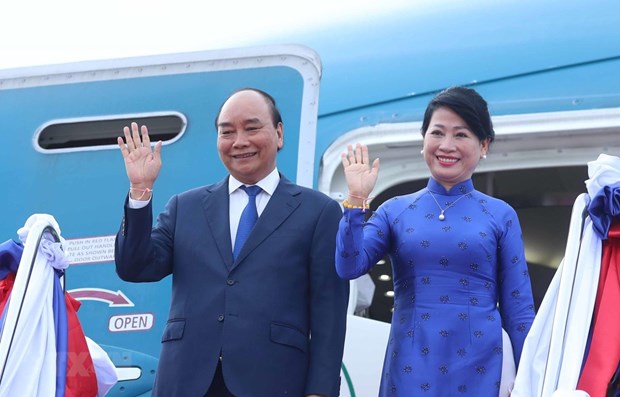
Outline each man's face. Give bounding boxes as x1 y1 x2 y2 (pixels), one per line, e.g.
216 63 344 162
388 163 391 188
216 90 283 184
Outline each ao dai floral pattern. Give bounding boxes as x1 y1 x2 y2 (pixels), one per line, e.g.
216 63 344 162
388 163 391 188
336 178 535 396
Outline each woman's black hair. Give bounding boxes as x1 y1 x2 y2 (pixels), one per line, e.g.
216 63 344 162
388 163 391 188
420 86 495 143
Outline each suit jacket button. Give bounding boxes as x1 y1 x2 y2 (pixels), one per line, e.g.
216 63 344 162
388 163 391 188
217 314 225 322
226 279 235 286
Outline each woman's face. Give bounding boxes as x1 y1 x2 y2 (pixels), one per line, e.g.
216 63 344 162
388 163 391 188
422 106 489 191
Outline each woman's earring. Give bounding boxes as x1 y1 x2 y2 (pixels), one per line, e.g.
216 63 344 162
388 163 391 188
482 154 487 159
420 149 424 154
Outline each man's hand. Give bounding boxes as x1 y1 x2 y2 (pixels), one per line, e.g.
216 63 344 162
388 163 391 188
117 122 162 200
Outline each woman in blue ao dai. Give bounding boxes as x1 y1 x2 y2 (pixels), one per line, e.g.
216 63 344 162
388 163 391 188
336 87 535 396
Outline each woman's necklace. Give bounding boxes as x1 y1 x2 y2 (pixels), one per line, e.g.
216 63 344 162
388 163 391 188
427 189 468 221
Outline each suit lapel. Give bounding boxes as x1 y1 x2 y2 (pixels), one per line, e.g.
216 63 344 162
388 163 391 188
232 176 302 270
203 178 234 270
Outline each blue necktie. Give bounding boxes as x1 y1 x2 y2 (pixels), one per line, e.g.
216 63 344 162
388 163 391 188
233 185 262 260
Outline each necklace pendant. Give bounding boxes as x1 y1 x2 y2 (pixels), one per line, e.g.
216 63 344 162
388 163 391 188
438 211 445 221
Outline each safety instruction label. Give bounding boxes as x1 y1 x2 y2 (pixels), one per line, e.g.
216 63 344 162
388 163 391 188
64 235 116 265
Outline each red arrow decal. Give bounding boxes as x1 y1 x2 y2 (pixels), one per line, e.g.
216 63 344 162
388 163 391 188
68 288 135 307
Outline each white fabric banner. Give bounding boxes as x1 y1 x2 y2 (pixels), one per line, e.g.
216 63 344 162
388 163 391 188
0 214 63 396
512 153 620 397
0 214 118 396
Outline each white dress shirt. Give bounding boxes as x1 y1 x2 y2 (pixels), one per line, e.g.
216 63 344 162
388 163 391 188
227 168 280 248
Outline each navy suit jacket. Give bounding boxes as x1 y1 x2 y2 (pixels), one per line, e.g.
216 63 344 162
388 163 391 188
115 175 349 397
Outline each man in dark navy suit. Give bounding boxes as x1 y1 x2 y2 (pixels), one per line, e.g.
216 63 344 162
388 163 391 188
115 88 349 396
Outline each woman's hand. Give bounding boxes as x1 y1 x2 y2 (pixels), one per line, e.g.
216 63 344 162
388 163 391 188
341 143 380 205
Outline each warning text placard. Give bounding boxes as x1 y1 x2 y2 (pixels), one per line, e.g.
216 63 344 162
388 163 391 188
65 235 116 265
